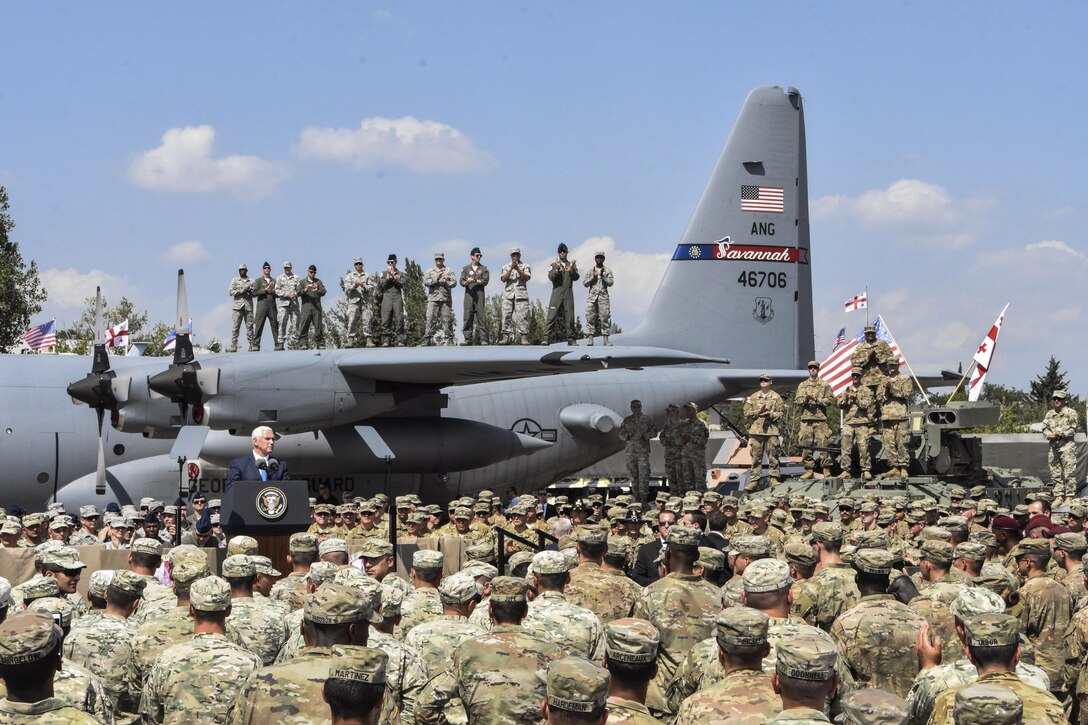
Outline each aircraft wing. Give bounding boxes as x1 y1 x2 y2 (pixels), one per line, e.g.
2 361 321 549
336 346 724 385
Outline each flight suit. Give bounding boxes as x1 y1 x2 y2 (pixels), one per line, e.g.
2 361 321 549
296 274 327 349
250 272 281 350
460 262 490 344
379 265 406 347
543 257 579 344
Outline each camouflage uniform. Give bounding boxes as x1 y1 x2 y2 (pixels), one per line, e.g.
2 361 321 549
400 588 443 635
250 268 280 350
270 572 310 611
274 265 300 349
878 371 914 472
632 572 721 689
1043 401 1079 500
605 695 659 724
423 260 458 346
851 334 895 392
522 590 606 660
230 646 341 725
404 614 485 674
907 658 1050 725
744 386 785 483
128 577 176 626
416 624 565 725
342 261 376 347
565 561 639 623
839 382 876 475
618 409 659 504
659 411 685 493
500 253 532 343
379 259 406 347
678 411 709 497
368 629 430 724
228 270 254 352
226 597 290 666
1018 571 1073 694
0 698 101 724
830 592 926 698
795 374 835 474
64 611 140 720
583 260 614 339
928 671 1065 724
673 669 779 724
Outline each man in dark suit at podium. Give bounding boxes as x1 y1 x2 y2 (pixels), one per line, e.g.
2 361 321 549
226 425 290 492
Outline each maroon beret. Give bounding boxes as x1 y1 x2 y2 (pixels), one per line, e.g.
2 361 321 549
991 515 1021 531
1025 514 1053 533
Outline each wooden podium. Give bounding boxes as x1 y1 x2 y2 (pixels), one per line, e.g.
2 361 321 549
220 480 311 580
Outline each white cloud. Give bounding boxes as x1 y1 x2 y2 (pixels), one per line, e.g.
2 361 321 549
295 116 497 174
40 267 129 307
128 125 287 200
165 240 209 264
812 179 995 249
197 302 233 347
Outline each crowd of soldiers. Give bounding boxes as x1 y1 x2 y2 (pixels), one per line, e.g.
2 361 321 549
226 245 616 351
3 472 1088 724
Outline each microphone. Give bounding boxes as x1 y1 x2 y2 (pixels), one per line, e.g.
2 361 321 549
256 459 267 472
267 458 280 475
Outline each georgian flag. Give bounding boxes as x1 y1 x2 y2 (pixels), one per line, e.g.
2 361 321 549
105 320 129 349
844 292 868 312
967 304 1009 402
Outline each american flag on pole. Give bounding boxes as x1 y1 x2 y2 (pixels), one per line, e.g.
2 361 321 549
844 292 868 312
23 320 57 350
163 318 193 352
967 304 1009 402
105 320 129 349
831 327 847 352
740 185 784 213
819 316 905 397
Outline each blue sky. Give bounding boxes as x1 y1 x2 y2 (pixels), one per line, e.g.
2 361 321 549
3 2 1085 391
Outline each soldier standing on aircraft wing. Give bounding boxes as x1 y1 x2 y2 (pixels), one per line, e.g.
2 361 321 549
228 263 255 352
379 254 406 347
459 247 490 345
619 400 659 505
251 262 281 351
275 261 301 350
1042 389 1079 505
583 251 614 346
878 359 913 478
795 360 835 479
678 402 709 497
423 252 458 346
296 264 327 349
342 257 375 348
543 243 580 345
500 247 532 345
839 367 876 480
743 373 785 492
660 404 684 494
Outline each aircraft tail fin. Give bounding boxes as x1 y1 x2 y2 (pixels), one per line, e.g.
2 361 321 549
616 86 814 369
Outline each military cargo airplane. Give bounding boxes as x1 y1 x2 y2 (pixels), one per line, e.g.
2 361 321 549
1 85 815 509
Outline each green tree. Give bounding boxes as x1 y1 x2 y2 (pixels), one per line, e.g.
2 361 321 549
1029 356 1071 404
62 295 150 355
402 258 427 346
143 322 176 357
0 186 48 350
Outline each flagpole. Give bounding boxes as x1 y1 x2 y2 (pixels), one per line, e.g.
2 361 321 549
865 287 869 325
878 315 930 404
52 319 58 355
946 361 977 402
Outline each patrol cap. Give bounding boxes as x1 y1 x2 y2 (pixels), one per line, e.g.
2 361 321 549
406 512 428 526
353 257 363 265
357 539 393 559
21 577 60 603
328 645 388 685
0 612 62 664
953 682 1023 725
532 550 571 575
171 560 211 590
742 559 792 593
251 555 281 577
968 529 998 548
331 569 383 613
465 543 496 563
461 561 498 580
784 541 818 569
720 495 739 508
319 538 350 556
953 542 988 563
43 548 86 571
22 512 46 527
949 587 1005 621
238 263 247 271
489 576 528 602
1054 532 1087 553
227 535 259 556
715 606 769 647
838 688 909 725
307 561 340 586
131 538 163 556
666 526 701 547
165 543 205 566
222 554 256 578
544 657 609 713
595 251 605 258
509 246 521 255
289 532 319 553
963 612 1019 647
507 550 536 571
853 548 895 575
974 563 1018 596
695 547 726 571
79 505 99 519
664 404 679 413
759 373 773 382
380 585 404 618
0 521 20 536
109 569 147 598
1053 389 1069 400
732 534 772 558
919 540 955 565
854 530 890 549
864 324 876 333
27 595 75 629
412 550 444 570
190 575 232 612
603 618 659 663
438 571 481 604
811 521 844 544
88 570 115 600
574 525 608 544
358 500 378 514
304 583 376 624
941 515 969 534
315 503 335 515
776 633 838 681
283 260 293 268
1012 538 1050 557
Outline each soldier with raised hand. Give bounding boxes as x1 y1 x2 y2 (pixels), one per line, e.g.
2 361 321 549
500 247 532 345
422 252 458 346
251 261 281 351
744 373 785 492
1042 389 1080 505
523 550 606 660
228 263 255 352
342 257 375 348
416 576 565 725
378 254 406 347
839 368 877 480
678 403 709 498
878 360 914 478
796 360 835 479
583 250 614 346
618 400 659 505
459 247 490 345
296 264 327 349
142 576 262 724
275 261 301 349
851 324 895 398
543 243 580 345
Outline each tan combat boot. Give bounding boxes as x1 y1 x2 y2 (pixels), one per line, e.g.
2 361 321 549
862 471 873 481
799 470 814 480
602 335 611 346
823 467 833 477
586 337 594 346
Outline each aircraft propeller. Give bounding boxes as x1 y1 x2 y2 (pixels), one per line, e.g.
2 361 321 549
65 287 131 494
147 270 220 426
